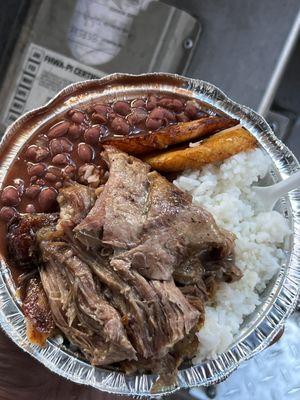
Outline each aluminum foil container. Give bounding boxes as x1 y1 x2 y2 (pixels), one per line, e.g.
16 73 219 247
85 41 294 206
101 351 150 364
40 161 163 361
0 73 299 397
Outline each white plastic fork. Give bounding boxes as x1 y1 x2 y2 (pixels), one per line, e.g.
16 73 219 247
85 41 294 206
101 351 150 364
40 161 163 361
252 170 300 210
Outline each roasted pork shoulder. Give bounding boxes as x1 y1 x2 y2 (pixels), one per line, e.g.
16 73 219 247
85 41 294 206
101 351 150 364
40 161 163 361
7 145 242 388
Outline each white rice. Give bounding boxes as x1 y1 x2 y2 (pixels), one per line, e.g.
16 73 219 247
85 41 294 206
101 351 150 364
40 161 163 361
173 149 290 362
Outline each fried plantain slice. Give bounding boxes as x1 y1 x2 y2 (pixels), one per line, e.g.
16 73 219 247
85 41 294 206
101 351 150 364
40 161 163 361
143 126 257 172
103 116 239 155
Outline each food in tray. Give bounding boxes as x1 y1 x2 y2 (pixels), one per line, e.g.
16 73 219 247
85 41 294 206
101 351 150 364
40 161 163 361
144 125 257 172
102 116 239 154
0 94 254 215
0 93 290 389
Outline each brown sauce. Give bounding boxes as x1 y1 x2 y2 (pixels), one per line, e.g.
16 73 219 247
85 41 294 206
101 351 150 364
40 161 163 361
0 94 212 216
0 93 216 287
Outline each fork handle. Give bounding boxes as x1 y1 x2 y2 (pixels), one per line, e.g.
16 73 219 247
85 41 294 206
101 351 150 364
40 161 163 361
271 170 300 197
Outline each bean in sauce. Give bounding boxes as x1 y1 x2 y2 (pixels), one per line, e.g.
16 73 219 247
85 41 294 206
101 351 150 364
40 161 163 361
68 123 83 140
63 165 77 179
113 101 131 116
52 154 70 165
68 110 85 124
78 143 94 163
48 121 70 138
110 117 130 135
27 163 46 177
1 187 20 207
38 187 58 212
127 108 148 126
0 94 213 216
45 172 60 183
25 185 41 199
50 138 73 155
25 145 50 162
84 126 102 145
0 206 18 222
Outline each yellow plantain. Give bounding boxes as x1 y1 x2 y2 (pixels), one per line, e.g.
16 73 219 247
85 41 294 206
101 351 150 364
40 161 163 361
143 126 257 172
103 116 239 155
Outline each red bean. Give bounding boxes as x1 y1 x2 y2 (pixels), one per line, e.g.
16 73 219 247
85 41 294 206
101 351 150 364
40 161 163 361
111 117 130 135
149 107 175 120
28 163 46 177
47 166 62 178
131 99 146 108
107 112 117 121
145 107 171 130
25 185 41 199
50 138 73 155
147 107 175 126
52 153 69 165
185 101 198 118
25 145 38 160
1 186 20 206
68 123 83 140
164 109 176 122
0 207 18 222
93 104 109 115
55 182 63 190
127 108 148 126
78 143 94 162
145 117 162 130
172 99 184 111
45 172 60 182
84 126 101 145
70 110 85 123
35 135 49 146
35 146 50 161
148 107 165 120
146 95 157 111
91 112 107 124
48 121 70 138
38 187 58 212
113 101 131 116
67 109 75 117
158 97 184 112
63 165 77 179
25 145 49 162
25 204 36 213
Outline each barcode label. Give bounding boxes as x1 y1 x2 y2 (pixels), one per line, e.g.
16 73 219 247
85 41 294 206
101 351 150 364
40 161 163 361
3 43 104 127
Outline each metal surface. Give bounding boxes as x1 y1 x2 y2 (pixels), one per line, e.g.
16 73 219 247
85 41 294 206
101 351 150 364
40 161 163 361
0 0 30 87
257 10 300 116
285 118 300 162
274 37 300 115
0 73 299 396
0 0 199 72
0 0 200 132
190 315 300 400
266 110 293 141
164 0 300 112
1 0 300 123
